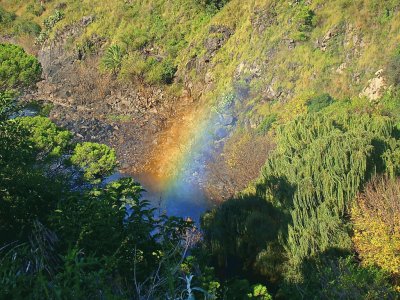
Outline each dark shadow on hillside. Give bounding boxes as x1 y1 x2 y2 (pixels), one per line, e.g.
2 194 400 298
255 175 297 210
201 193 290 289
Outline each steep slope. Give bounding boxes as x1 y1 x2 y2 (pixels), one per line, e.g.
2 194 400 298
1 0 399 199
1 0 400 297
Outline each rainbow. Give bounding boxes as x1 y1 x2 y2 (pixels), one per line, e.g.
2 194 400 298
135 99 236 220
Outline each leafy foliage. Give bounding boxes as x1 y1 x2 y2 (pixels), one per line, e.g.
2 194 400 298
0 102 198 299
17 116 72 158
43 10 64 30
13 19 42 36
257 114 277 135
247 284 272 300
291 2 316 41
70 142 117 183
352 176 400 277
202 196 286 287
259 111 396 271
0 43 42 89
306 93 334 113
102 44 124 74
283 255 396 299
0 90 16 120
26 3 45 17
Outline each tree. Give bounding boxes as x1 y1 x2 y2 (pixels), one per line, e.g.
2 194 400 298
0 43 42 89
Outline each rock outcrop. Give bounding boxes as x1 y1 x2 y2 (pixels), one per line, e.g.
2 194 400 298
360 69 387 101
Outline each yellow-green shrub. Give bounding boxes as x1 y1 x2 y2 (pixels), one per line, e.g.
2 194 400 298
351 176 400 277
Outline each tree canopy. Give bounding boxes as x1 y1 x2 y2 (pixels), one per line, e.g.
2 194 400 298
0 43 42 89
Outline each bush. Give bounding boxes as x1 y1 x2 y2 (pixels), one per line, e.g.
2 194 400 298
260 111 396 271
0 43 42 89
17 116 72 157
160 58 177 84
292 4 316 41
26 3 45 17
36 10 64 44
13 20 41 36
351 176 400 277
119 51 148 81
121 27 149 51
202 196 285 280
0 90 16 120
102 44 123 74
306 93 334 113
43 10 64 30
145 58 177 85
71 142 117 183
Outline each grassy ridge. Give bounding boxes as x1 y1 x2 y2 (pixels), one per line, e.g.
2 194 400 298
2 1 399 108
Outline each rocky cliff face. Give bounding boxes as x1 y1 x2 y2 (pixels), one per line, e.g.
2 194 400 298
26 20 197 178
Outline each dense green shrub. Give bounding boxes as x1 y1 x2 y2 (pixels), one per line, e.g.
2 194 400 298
259 110 397 275
306 93 334 113
17 116 71 158
0 43 42 89
0 90 16 120
43 10 64 30
71 142 117 183
292 3 316 41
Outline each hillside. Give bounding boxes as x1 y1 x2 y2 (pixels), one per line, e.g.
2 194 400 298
1 0 399 198
1 0 400 299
